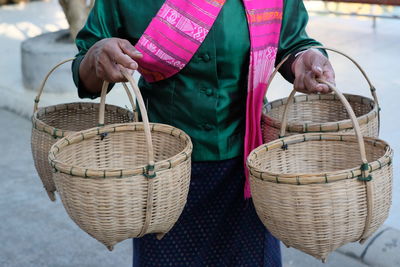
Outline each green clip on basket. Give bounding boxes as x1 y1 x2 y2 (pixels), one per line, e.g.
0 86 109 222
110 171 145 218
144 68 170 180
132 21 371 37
48 70 193 250
262 46 380 143
248 80 393 262
31 58 137 201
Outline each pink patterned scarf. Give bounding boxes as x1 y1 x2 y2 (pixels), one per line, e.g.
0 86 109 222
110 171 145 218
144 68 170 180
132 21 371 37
135 0 283 198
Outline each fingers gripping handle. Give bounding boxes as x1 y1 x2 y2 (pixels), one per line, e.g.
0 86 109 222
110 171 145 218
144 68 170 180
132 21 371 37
33 58 138 121
266 46 379 108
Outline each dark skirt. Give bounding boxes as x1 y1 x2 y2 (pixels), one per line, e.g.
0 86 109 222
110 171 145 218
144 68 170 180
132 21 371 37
133 157 281 266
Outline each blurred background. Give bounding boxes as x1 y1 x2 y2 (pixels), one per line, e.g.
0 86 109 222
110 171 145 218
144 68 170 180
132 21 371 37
0 0 399 266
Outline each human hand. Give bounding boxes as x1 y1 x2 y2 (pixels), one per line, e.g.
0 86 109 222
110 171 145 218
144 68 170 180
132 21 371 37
80 38 142 87
292 48 335 94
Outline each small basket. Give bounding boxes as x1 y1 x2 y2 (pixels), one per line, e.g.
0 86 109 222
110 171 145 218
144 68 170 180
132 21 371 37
262 47 380 143
248 80 393 262
31 59 137 201
48 70 193 250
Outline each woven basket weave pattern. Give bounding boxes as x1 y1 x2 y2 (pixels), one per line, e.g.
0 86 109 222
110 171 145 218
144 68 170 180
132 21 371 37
251 178 367 259
262 95 379 143
31 127 58 193
249 77 392 261
37 103 133 132
51 123 193 249
30 58 137 201
54 156 191 247
49 72 193 249
31 103 133 197
262 46 380 144
253 140 383 174
249 135 393 260
54 127 187 170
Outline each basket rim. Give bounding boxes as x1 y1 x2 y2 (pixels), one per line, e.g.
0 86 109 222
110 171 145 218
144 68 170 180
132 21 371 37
32 102 133 138
247 133 392 185
48 122 193 179
262 93 378 133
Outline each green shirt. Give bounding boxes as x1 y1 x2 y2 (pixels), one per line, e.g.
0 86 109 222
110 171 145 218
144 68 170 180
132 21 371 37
72 0 322 161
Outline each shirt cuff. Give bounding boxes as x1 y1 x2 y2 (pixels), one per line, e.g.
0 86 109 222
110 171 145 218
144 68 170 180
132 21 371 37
278 49 301 84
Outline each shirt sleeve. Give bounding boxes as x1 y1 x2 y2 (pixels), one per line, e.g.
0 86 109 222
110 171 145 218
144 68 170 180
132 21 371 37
71 0 122 99
276 0 326 83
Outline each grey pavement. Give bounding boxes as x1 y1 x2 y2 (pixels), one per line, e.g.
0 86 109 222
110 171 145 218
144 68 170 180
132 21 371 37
0 109 131 267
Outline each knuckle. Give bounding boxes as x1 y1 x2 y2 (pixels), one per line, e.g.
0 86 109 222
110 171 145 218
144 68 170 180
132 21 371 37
98 54 107 63
95 69 104 79
104 40 117 51
98 57 109 68
121 39 130 46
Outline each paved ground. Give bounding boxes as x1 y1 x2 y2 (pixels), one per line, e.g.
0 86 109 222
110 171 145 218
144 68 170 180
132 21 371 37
0 109 132 267
0 0 399 267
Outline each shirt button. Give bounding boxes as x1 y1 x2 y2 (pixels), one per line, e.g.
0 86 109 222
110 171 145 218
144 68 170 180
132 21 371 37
202 53 211 62
205 88 213 96
203 124 213 131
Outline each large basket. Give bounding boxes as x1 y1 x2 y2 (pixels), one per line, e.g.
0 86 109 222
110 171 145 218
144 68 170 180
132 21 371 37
31 59 137 201
248 80 393 262
262 47 380 143
48 71 193 250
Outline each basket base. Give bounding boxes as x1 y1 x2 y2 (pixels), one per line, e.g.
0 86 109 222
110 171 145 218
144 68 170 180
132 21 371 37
156 233 165 240
107 245 114 251
46 190 56 202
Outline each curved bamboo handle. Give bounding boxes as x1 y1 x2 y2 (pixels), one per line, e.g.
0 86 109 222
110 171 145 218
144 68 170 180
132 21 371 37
119 71 156 237
280 80 370 178
266 46 379 108
313 46 378 107
122 70 155 178
97 72 156 238
98 75 155 176
280 80 374 241
33 58 138 120
122 83 139 122
98 81 108 126
33 58 75 112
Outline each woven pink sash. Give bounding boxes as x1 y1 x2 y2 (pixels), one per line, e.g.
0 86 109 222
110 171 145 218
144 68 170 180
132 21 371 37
135 0 283 198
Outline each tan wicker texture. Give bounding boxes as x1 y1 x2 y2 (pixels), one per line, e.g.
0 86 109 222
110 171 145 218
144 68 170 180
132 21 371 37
49 71 193 250
262 47 380 143
248 81 393 262
31 59 137 201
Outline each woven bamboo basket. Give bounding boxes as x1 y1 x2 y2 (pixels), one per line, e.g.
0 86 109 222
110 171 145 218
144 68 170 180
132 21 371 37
31 59 137 201
248 80 393 262
48 70 193 250
262 47 380 143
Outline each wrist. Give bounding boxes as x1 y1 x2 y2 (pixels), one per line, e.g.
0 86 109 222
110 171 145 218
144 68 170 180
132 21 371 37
291 50 308 78
79 52 102 94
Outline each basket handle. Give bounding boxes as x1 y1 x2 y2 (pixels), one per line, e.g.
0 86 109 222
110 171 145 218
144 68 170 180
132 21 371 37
34 58 74 113
98 72 157 238
266 46 379 112
280 81 369 168
281 80 374 242
33 58 138 120
98 70 156 178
